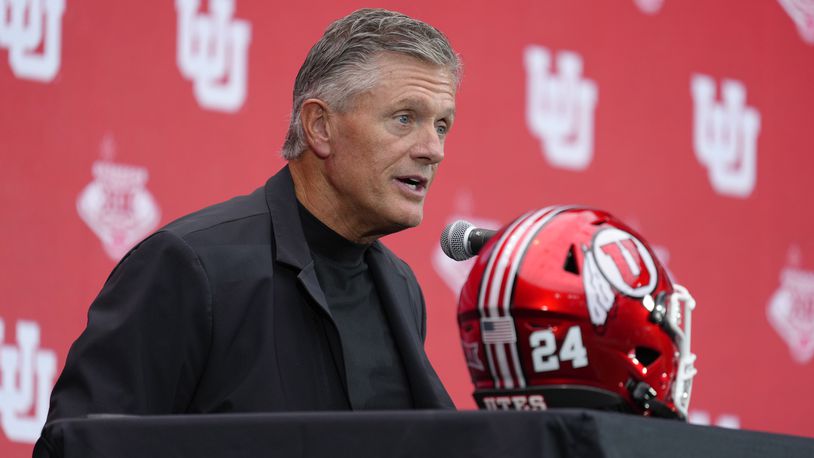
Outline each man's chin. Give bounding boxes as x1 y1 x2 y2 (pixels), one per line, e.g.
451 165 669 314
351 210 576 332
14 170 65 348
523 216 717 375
399 206 424 228
380 209 424 236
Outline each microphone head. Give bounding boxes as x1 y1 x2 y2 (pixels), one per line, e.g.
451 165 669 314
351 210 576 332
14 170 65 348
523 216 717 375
441 220 475 261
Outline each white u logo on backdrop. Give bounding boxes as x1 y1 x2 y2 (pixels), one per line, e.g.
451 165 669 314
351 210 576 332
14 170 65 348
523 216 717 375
524 45 598 171
0 0 65 82
778 0 814 45
691 74 761 198
0 319 56 444
176 0 252 112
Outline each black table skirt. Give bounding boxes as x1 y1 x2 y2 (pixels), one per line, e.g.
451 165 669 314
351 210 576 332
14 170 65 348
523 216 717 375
35 409 814 458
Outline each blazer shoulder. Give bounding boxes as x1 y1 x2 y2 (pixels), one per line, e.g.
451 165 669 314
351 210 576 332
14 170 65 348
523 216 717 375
161 186 269 243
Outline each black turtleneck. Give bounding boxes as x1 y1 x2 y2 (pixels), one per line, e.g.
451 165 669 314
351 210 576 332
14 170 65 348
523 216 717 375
297 201 412 410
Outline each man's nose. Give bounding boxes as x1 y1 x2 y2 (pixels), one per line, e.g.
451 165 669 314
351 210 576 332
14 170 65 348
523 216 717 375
411 124 445 164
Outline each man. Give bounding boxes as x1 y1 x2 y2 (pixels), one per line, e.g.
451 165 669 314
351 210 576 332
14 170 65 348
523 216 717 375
42 8 459 422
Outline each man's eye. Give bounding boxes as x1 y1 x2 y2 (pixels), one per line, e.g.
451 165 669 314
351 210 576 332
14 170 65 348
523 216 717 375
436 124 448 135
397 114 410 124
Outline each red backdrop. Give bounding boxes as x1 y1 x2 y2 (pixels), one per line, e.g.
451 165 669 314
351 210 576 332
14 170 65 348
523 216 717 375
2 0 814 455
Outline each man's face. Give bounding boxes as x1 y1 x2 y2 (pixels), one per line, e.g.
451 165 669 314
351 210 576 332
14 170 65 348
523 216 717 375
324 53 456 239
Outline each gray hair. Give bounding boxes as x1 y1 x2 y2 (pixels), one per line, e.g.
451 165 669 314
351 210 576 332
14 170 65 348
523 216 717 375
281 8 462 160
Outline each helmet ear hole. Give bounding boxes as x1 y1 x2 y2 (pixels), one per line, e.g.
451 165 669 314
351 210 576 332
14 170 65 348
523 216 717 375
635 346 661 367
563 244 580 275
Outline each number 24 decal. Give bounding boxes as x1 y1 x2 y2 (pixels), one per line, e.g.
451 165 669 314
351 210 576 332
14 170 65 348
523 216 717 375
530 326 589 372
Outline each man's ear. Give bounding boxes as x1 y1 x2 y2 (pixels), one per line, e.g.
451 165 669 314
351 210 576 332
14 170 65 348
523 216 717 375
301 99 332 159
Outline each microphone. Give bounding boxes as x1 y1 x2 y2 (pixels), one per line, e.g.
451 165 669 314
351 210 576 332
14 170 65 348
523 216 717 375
440 220 497 261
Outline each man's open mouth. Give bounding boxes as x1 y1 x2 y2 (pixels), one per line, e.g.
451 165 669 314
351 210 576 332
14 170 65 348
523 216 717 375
396 176 427 191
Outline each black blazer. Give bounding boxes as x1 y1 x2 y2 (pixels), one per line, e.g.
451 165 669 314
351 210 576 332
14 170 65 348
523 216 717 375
45 166 453 422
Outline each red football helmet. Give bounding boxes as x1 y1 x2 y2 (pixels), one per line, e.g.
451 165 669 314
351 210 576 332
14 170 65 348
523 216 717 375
457 207 697 419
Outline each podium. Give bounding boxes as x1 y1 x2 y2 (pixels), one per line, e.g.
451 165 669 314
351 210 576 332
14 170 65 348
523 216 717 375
35 409 814 458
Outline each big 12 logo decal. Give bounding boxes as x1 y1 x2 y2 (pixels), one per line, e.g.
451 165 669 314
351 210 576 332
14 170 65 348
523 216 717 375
524 45 598 171
0 0 66 82
582 228 658 325
690 74 762 198
176 0 252 112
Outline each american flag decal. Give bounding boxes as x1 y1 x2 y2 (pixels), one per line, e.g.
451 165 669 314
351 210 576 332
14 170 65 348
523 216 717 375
481 317 518 344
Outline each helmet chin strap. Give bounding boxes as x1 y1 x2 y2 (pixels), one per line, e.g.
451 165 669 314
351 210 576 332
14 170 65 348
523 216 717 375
628 380 684 420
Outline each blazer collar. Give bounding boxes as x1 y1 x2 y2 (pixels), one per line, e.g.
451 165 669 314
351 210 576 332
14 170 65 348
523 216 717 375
263 165 333 320
263 165 312 270
263 165 385 271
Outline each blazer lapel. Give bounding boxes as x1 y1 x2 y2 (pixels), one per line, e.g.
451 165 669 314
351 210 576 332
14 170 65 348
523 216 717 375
263 166 331 315
263 166 347 394
367 245 453 408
